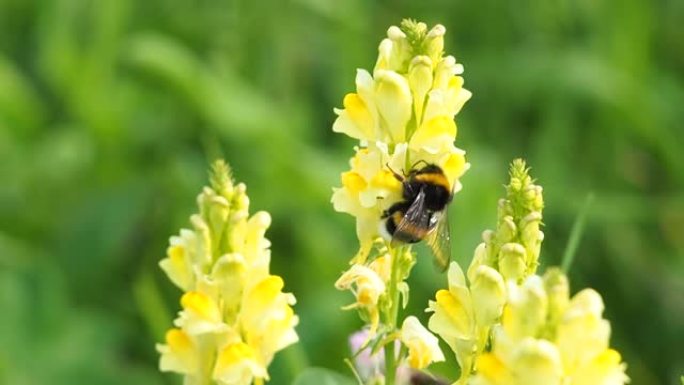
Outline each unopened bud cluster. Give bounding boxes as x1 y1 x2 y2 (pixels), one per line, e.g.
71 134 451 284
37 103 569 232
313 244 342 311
478 158 544 282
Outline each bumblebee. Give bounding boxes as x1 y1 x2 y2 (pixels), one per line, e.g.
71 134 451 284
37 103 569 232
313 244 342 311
382 163 453 270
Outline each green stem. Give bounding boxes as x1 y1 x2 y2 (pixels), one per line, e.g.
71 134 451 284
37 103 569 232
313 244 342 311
384 246 403 385
561 193 594 273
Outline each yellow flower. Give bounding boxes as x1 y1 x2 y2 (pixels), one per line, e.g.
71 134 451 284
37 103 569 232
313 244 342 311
213 342 268 385
473 337 563 385
157 329 199 375
331 20 471 256
470 272 629 385
400 316 445 369
157 160 298 385
427 261 505 383
177 290 229 335
335 264 386 335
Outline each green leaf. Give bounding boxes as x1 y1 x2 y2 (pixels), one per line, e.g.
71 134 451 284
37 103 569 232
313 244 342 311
292 368 356 385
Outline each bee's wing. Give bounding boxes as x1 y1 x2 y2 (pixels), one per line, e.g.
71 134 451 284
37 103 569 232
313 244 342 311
425 207 451 271
391 188 430 247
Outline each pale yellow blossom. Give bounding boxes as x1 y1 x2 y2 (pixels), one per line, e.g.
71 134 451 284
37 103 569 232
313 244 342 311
335 264 386 335
331 21 471 256
157 160 298 385
470 272 628 385
400 316 445 369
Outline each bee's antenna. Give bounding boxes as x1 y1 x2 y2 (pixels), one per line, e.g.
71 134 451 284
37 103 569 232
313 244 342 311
410 159 430 170
386 163 405 182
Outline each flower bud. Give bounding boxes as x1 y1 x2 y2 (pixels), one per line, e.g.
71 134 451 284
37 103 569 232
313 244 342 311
497 215 517 244
408 55 433 125
470 265 506 327
498 242 527 282
467 242 488 281
424 24 445 64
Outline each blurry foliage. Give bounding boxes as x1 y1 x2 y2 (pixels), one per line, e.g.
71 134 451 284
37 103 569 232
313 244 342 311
0 0 683 384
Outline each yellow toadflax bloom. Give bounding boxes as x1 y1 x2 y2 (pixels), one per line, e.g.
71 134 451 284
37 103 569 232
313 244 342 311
157 160 299 385
471 268 629 385
332 19 470 384
428 159 628 385
331 19 471 260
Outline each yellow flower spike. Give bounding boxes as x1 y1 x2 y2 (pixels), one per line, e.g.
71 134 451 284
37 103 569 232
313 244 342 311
158 160 298 385
401 316 445 369
333 19 473 383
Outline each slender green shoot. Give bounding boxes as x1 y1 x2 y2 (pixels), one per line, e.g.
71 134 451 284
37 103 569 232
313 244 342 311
561 193 594 273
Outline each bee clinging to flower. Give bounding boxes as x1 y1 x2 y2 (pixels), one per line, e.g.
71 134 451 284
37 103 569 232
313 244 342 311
381 162 454 271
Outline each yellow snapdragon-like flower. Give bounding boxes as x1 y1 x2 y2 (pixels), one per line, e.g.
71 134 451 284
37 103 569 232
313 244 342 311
331 19 471 258
400 316 445 370
335 263 386 335
426 261 505 384
157 160 298 385
471 269 629 385
427 159 627 384
333 20 472 383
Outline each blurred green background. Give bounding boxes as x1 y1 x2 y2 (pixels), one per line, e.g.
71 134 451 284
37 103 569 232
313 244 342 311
1 0 683 384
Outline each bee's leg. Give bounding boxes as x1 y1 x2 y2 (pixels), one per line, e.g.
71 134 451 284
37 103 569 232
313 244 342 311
385 163 404 182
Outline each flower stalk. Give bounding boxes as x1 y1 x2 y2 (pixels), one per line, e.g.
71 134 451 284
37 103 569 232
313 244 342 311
383 246 402 385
